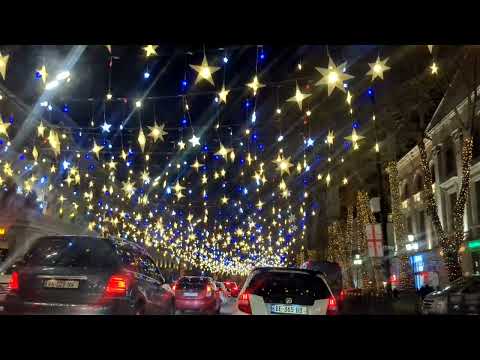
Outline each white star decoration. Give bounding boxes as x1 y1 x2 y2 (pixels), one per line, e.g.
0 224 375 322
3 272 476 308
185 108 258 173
315 57 354 96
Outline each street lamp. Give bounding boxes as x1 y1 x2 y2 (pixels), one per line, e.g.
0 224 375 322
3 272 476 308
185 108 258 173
353 254 362 288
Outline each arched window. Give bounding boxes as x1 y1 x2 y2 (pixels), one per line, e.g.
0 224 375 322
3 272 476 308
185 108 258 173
445 146 456 178
402 182 410 200
415 174 424 193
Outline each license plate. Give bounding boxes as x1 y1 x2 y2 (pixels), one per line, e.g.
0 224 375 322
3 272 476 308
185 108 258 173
271 304 307 315
183 292 198 297
43 279 80 289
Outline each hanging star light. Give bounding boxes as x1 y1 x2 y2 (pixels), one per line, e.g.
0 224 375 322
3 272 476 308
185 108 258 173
32 146 39 161
189 55 220 86
191 158 204 172
120 149 128 161
256 200 264 209
137 127 147 152
0 52 9 80
221 195 229 205
215 143 232 159
246 75 265 96
287 83 311 110
274 155 294 176
346 91 352 106
430 62 438 75
148 122 167 143
189 134 200 147
143 45 158 57
37 65 48 85
345 128 365 144
50 164 56 174
101 121 112 133
218 86 230 103
37 121 46 138
326 173 331 186
48 130 61 157
177 139 186 150
315 57 354 96
91 140 104 159
122 179 136 198
327 130 335 146
0 120 10 138
107 159 117 171
366 56 391 81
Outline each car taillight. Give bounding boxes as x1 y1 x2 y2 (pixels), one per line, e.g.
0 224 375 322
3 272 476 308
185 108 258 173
172 284 176 291
237 292 252 314
104 274 130 297
8 271 19 292
326 295 338 315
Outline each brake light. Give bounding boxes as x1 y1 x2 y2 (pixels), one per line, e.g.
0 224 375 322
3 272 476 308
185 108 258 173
326 295 338 315
104 274 129 297
172 284 176 291
237 292 252 314
8 271 19 292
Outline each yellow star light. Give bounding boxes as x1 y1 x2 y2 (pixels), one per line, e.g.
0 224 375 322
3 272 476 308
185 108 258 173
346 91 352 106
108 160 117 170
191 158 204 172
148 122 167 143
141 170 150 184
120 149 128 161
37 65 48 85
0 52 9 80
366 56 391 81
50 164 56 174
220 169 226 178
345 128 365 143
326 173 331 186
221 195 229 205
218 86 230 103
256 200 264 209
430 62 438 75
173 181 185 194
37 121 46 138
32 146 39 161
65 176 74 187
0 120 10 138
48 130 61 157
138 127 147 153
287 84 311 110
201 174 208 184
177 139 186 150
91 140 103 159
122 179 136 198
327 130 335 146
274 155 294 176
246 75 265 96
189 55 220 86
315 57 354 96
246 153 253 166
143 45 158 57
215 143 232 160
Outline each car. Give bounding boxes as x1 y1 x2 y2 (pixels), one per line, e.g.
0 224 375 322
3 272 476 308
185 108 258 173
3 235 175 315
0 269 12 312
422 275 480 315
233 267 338 315
216 281 229 304
174 276 221 314
223 280 240 297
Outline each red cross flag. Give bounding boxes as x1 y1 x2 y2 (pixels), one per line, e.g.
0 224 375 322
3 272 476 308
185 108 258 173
366 223 384 257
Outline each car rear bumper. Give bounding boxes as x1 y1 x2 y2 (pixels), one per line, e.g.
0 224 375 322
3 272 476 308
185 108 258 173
175 297 218 313
3 295 133 315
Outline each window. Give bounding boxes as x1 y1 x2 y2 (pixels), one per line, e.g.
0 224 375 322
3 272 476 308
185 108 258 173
418 211 426 242
23 236 117 268
407 216 413 234
246 270 331 304
445 146 456 178
402 183 410 200
415 174 424 193
476 181 480 223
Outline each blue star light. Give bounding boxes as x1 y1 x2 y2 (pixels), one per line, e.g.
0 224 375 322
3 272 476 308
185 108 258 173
101 121 112 133
306 138 315 147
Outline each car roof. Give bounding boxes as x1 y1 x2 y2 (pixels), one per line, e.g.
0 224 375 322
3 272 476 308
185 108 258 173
251 266 327 277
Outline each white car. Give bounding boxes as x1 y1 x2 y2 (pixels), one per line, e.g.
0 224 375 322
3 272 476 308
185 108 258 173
233 267 338 315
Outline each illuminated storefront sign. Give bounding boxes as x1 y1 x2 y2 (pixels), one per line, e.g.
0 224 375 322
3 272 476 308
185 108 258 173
468 239 480 250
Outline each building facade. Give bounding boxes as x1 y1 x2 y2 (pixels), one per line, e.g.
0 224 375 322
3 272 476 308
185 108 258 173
394 89 480 289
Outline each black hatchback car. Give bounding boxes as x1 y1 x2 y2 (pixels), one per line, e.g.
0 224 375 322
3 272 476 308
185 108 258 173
4 235 175 315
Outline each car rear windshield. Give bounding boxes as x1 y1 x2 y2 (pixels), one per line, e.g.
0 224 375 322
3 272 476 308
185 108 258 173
23 237 117 268
177 277 209 290
246 271 330 299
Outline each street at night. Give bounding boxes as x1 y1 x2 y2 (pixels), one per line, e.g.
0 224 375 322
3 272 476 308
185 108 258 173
1 43 480 316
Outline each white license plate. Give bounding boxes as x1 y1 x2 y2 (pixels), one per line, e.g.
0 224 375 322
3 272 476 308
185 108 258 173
43 279 80 289
183 292 198 297
271 304 307 315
